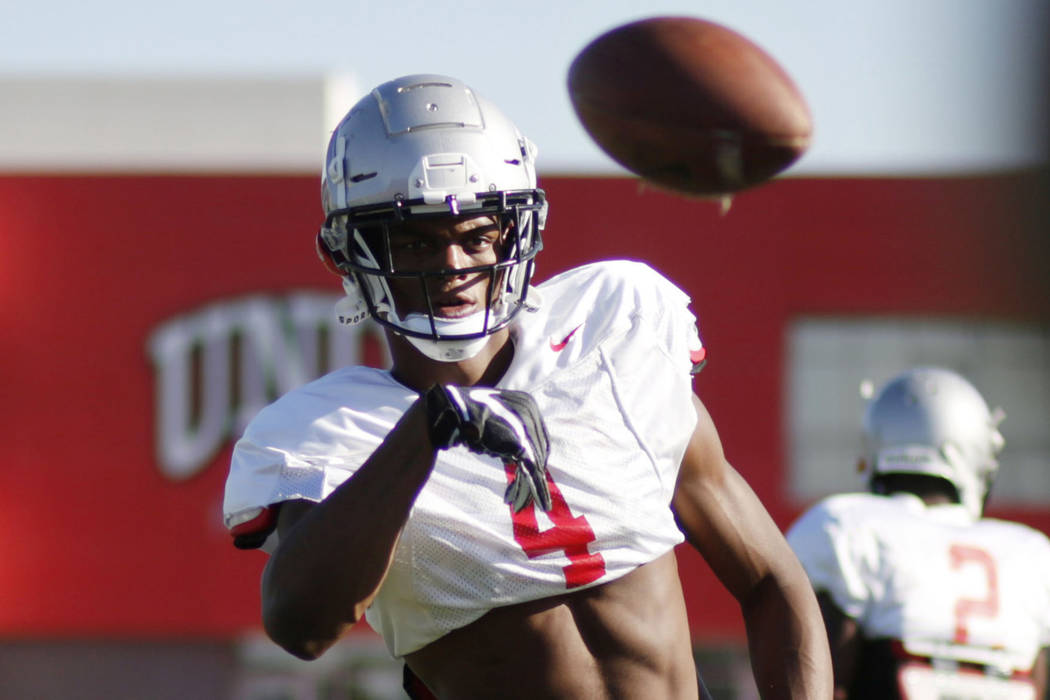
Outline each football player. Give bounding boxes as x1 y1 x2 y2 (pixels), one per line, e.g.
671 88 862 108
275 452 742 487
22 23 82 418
787 366 1050 700
224 74 831 699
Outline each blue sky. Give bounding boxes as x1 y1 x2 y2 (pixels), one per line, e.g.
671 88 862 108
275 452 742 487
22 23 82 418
2 0 1047 174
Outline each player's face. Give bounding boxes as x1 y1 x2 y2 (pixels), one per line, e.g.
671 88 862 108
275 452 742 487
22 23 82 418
386 214 506 318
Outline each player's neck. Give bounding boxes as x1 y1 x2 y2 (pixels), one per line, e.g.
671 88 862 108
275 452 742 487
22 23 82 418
387 330 514 391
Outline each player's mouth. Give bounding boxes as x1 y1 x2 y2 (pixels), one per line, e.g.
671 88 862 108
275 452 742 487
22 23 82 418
433 296 479 318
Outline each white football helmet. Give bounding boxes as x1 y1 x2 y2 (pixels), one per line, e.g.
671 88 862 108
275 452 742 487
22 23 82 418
317 74 547 362
860 366 1005 518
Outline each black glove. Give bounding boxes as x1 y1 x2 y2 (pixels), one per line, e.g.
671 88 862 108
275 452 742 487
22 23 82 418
424 384 552 512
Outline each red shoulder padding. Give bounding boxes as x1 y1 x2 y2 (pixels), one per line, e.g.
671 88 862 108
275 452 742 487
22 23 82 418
230 506 277 550
689 347 708 375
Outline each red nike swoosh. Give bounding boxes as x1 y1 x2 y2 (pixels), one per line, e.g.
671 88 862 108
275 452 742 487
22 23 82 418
550 324 582 351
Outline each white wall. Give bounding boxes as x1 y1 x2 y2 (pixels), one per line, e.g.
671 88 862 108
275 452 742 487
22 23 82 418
0 77 337 172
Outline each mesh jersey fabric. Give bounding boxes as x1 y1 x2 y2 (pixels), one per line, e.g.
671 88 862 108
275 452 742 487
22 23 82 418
224 259 703 657
787 491 1050 674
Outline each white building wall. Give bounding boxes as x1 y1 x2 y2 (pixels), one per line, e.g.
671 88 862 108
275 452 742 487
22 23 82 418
0 76 359 172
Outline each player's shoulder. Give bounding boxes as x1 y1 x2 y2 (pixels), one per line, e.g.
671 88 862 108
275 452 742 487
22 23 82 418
507 259 701 383
975 514 1050 550
242 365 399 438
806 491 902 520
533 260 692 334
539 259 688 304
792 492 914 535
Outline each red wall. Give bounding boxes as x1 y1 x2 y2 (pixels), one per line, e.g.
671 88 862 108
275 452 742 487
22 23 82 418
1 173 1046 641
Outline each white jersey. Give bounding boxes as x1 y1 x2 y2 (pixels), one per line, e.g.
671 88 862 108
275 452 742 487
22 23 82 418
787 492 1050 676
224 260 704 657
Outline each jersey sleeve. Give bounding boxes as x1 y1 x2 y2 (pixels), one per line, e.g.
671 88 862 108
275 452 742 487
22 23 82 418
634 262 706 377
786 497 876 621
222 389 381 551
668 285 706 375
591 261 705 491
678 299 706 375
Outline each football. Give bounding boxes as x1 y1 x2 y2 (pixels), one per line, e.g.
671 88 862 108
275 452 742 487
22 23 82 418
567 16 812 196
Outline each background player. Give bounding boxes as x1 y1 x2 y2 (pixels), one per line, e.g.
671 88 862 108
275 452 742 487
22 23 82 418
787 366 1050 699
224 74 831 699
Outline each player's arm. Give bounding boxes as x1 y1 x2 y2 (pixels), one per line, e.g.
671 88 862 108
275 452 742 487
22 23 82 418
1035 646 1048 700
260 399 438 660
671 394 833 699
259 385 550 661
814 591 862 699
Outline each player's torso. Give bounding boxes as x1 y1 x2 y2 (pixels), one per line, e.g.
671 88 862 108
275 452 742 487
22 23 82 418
846 638 1041 700
856 502 1042 662
403 550 700 700
369 261 699 655
808 494 1050 697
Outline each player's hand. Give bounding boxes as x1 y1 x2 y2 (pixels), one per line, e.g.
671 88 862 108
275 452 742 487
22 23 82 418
424 384 552 512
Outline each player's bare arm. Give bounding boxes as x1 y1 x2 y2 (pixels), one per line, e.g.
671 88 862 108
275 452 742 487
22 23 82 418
814 592 862 700
672 394 833 699
1034 647 1048 699
261 400 436 660
261 382 553 662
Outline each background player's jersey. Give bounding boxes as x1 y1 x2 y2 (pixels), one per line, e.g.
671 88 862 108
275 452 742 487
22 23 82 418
224 260 704 657
787 491 1050 679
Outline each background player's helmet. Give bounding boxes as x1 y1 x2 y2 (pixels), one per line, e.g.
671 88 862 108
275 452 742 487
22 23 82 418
317 74 547 362
860 366 1005 518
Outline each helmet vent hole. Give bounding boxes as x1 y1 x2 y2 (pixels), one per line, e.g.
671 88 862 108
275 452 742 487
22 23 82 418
504 159 521 166
350 172 378 183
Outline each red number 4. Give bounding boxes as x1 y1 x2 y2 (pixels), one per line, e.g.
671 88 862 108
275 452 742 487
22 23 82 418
504 464 607 588
949 543 999 644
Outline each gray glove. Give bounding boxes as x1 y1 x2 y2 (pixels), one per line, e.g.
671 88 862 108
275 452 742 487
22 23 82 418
424 384 553 512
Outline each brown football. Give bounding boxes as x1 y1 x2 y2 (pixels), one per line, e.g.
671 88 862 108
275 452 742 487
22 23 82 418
568 16 812 196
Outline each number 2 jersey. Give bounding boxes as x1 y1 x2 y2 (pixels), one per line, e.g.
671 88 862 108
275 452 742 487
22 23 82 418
787 492 1050 687
223 260 705 657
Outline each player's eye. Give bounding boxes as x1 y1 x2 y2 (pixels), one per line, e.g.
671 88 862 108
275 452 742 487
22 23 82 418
390 237 432 253
464 234 495 253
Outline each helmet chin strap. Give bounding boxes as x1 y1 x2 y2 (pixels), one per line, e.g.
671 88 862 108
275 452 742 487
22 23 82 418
400 311 493 362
